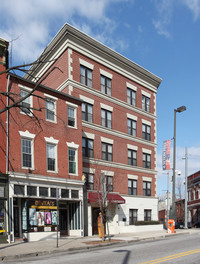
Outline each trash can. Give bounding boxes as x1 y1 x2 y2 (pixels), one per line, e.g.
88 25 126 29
167 219 175 233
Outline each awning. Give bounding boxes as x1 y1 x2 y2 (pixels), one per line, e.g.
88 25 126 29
88 192 125 204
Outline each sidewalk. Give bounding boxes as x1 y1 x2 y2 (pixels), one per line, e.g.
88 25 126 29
0 229 199 262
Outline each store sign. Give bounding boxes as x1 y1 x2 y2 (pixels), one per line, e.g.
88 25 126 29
0 187 4 198
31 200 57 209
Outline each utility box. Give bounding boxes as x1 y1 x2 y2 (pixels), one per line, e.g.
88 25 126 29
167 219 175 233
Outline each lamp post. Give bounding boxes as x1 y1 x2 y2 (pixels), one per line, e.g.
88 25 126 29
184 147 188 229
172 106 186 221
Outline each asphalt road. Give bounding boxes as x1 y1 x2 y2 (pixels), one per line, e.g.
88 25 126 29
5 232 200 264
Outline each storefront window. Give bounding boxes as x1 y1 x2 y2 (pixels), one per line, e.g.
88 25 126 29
0 200 6 234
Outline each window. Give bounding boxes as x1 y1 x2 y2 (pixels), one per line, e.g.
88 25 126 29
69 148 76 174
101 75 111 96
22 138 32 168
51 188 57 198
46 98 56 122
80 65 92 87
143 153 151 168
142 124 151 141
128 149 137 166
143 181 151 196
106 176 113 192
128 179 137 195
127 119 136 136
27 186 37 196
142 95 150 112
14 185 25 195
20 89 31 114
47 144 56 171
102 143 113 161
101 109 112 128
144 209 151 221
84 173 94 190
127 88 136 106
129 209 138 225
61 189 69 198
82 138 94 158
82 102 93 122
71 190 79 198
67 106 76 127
39 187 48 197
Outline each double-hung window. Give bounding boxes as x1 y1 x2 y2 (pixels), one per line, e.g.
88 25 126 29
144 209 151 221
129 209 138 225
102 143 112 161
80 65 92 88
128 179 137 195
67 105 76 128
101 75 111 96
68 148 76 174
127 88 136 106
20 89 32 114
101 109 112 128
127 118 136 136
46 98 56 122
106 176 113 192
142 124 151 141
22 138 32 168
142 95 150 112
47 144 56 171
143 153 151 168
82 102 93 122
128 149 137 166
82 137 94 158
143 181 151 196
84 172 94 190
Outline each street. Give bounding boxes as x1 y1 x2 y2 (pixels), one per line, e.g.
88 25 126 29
4 232 200 264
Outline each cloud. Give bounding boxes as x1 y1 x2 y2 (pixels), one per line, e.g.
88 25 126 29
0 0 128 65
152 0 173 38
182 0 200 20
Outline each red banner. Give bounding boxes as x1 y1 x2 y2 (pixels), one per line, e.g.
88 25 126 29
162 139 171 170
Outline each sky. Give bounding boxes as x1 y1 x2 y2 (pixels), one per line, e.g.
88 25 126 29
1 0 200 197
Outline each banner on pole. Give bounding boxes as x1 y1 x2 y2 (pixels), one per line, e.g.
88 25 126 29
162 139 171 170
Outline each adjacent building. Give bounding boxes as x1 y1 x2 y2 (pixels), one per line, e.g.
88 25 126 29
24 24 162 236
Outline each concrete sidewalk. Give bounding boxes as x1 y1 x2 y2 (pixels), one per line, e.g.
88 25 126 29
0 229 199 262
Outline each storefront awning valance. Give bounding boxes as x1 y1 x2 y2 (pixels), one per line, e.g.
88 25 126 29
88 192 125 204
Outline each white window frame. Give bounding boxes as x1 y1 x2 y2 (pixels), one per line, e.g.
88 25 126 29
44 136 59 173
67 142 79 176
44 94 58 123
67 102 78 129
19 85 33 116
19 130 35 170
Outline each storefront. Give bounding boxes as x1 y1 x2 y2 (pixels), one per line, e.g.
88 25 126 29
9 173 84 242
0 173 8 243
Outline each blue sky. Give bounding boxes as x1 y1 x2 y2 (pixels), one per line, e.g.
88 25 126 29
1 0 200 197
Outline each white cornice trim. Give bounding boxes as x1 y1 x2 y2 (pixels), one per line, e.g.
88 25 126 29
66 141 79 149
142 176 152 182
101 136 114 144
128 174 138 180
44 136 59 144
83 158 156 175
142 90 151 98
142 119 151 126
142 148 152 154
82 122 156 148
58 80 157 120
82 131 95 140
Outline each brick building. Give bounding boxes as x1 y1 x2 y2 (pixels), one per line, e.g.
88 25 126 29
0 39 84 241
24 24 162 235
187 170 200 227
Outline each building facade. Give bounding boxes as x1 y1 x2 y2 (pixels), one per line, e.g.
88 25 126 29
187 170 200 227
0 39 84 241
25 24 162 235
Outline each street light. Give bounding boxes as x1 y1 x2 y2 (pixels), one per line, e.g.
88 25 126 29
172 105 186 221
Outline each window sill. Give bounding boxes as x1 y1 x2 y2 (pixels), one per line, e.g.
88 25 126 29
46 119 57 124
68 173 78 176
47 170 58 174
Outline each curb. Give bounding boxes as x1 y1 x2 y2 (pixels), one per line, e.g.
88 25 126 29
0 231 194 262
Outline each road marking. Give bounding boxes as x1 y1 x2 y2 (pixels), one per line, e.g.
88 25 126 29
139 249 200 264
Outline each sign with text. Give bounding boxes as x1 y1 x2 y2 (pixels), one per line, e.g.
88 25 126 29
162 139 171 170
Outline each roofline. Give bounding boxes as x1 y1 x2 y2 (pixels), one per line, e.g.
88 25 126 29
9 73 82 103
24 23 162 88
